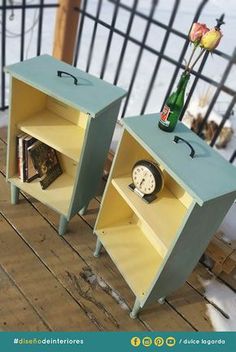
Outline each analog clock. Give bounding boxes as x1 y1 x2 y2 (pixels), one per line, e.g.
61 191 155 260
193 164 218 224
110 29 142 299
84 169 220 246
129 160 164 203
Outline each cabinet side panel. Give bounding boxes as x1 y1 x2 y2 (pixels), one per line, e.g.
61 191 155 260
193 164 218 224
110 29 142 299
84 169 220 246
144 192 236 305
7 78 46 178
68 101 121 217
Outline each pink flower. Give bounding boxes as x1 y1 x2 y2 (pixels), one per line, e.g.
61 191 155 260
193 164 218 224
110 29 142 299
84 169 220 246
189 23 209 44
200 28 223 50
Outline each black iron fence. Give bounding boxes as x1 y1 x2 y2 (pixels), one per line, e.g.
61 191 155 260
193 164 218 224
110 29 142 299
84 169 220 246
0 0 235 164
0 0 58 111
73 0 236 164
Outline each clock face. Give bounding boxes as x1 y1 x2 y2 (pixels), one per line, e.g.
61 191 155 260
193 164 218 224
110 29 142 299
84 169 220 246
132 164 157 195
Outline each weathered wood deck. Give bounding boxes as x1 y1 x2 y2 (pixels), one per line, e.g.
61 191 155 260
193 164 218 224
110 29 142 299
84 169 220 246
0 126 232 331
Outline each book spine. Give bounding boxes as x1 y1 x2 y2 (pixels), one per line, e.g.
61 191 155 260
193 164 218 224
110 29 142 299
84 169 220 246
22 137 28 182
26 138 38 183
18 136 24 181
16 135 21 179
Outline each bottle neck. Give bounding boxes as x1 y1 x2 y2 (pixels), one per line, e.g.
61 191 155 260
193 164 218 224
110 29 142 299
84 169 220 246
176 71 190 94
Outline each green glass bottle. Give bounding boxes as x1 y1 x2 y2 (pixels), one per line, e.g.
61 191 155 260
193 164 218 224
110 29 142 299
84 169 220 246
158 71 190 132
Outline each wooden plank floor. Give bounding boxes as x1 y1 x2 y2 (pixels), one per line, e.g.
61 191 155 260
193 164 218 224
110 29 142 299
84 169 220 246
0 126 232 331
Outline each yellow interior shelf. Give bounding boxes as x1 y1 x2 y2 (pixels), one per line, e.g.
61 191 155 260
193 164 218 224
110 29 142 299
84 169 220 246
97 220 163 299
9 173 74 216
18 110 85 162
112 176 188 255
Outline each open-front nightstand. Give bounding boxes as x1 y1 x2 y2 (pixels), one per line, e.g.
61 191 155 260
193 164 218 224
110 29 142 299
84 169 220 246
94 113 236 318
5 55 126 235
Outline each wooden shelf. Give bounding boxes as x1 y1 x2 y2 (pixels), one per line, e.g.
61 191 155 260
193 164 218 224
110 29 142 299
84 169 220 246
18 110 85 162
112 176 188 256
97 219 163 299
9 173 74 216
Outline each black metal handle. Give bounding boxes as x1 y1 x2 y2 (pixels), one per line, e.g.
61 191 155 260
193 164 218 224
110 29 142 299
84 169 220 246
57 70 78 85
173 136 195 159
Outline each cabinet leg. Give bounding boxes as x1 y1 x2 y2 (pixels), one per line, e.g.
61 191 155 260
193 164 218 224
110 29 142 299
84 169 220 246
11 184 20 205
58 215 69 236
158 297 166 304
94 238 103 257
130 298 141 319
79 202 89 216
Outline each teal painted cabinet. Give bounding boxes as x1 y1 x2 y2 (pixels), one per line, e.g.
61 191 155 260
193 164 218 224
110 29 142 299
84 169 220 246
94 113 236 318
5 55 126 235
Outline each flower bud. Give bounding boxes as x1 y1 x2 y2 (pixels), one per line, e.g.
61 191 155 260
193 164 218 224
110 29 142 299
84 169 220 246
200 28 223 50
189 23 209 44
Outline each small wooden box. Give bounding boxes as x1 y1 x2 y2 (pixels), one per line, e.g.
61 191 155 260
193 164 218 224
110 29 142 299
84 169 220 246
94 113 236 318
5 55 126 235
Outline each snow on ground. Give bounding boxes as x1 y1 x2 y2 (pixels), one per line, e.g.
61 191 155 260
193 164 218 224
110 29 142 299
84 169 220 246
199 275 236 331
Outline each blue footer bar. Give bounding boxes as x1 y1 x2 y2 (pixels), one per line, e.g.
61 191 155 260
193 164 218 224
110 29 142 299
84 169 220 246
0 332 235 352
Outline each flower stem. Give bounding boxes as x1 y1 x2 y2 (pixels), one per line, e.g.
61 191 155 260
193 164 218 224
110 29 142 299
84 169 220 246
189 48 206 71
185 45 198 72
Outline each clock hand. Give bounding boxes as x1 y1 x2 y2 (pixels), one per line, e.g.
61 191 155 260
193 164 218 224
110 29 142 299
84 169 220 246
139 178 145 187
140 171 149 186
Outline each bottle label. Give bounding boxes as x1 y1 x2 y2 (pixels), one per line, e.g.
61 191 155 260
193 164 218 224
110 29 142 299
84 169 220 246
160 105 170 126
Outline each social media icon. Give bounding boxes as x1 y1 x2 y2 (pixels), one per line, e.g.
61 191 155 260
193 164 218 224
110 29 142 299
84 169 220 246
166 337 176 347
154 337 164 347
142 337 152 347
131 337 141 347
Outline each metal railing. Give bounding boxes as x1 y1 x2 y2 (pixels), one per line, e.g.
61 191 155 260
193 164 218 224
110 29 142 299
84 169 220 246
0 0 58 111
73 0 236 164
0 0 235 164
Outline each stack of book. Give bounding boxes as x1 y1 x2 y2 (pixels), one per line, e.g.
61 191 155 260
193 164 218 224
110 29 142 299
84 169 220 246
16 134 62 189
16 133 38 183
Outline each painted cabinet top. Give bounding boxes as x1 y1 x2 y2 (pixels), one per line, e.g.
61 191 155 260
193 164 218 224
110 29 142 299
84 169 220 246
5 55 127 117
124 114 236 205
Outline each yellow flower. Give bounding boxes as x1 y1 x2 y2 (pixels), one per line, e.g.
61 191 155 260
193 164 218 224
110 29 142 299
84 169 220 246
200 28 223 51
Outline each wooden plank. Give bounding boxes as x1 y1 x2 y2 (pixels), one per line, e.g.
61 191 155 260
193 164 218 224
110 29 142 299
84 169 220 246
187 263 234 320
0 213 95 331
0 176 146 331
0 265 49 331
53 0 81 64
187 263 216 294
220 268 236 291
205 237 234 275
215 225 236 250
167 283 213 331
224 250 236 274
